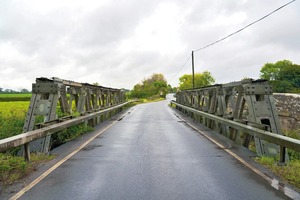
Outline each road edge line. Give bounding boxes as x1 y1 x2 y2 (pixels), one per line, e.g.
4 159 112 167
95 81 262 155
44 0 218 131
9 118 120 200
173 113 300 200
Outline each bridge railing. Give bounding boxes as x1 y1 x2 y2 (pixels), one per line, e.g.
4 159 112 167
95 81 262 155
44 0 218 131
0 77 131 161
171 101 300 161
172 79 300 163
0 101 133 161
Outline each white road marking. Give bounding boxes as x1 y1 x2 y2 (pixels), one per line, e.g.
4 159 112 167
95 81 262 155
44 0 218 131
10 118 121 200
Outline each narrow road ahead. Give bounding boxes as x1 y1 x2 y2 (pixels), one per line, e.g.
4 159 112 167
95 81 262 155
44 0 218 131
19 96 289 200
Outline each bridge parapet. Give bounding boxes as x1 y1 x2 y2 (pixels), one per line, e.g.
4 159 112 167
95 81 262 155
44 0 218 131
22 77 126 158
175 79 286 159
274 93 300 132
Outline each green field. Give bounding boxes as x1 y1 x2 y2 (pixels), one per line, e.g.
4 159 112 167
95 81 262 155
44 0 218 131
0 101 29 139
0 93 32 97
0 94 31 139
0 101 29 117
0 93 31 102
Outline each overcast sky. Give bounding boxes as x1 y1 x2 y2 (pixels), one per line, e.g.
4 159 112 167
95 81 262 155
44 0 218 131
0 0 299 91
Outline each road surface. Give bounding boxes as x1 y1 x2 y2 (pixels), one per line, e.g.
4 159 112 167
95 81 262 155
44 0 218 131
18 96 290 200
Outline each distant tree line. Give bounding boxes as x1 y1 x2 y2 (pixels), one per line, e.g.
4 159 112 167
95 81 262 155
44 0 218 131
129 71 216 99
130 73 172 99
121 59 300 100
260 60 300 93
178 71 215 90
0 88 30 93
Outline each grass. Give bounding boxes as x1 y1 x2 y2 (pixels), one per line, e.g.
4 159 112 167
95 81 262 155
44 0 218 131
0 102 29 140
0 93 31 102
0 101 55 186
169 102 176 108
51 124 93 148
143 97 165 103
0 153 55 185
284 129 300 160
254 156 300 188
0 93 31 98
136 95 166 103
254 129 300 189
0 101 29 118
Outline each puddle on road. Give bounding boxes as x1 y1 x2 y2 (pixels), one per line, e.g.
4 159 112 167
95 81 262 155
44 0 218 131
118 116 124 121
82 144 103 151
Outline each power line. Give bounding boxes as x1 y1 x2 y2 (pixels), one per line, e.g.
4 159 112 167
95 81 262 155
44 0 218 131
169 0 296 84
169 54 191 82
193 0 296 52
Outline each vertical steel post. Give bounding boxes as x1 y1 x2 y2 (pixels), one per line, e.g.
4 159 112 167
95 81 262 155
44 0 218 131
24 143 31 162
279 146 286 165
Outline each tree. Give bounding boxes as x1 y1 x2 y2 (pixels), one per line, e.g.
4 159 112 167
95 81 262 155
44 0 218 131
142 73 166 86
259 60 300 93
272 80 294 93
131 73 168 98
260 63 280 81
178 71 215 90
20 88 29 93
167 84 177 93
277 64 300 89
260 60 292 81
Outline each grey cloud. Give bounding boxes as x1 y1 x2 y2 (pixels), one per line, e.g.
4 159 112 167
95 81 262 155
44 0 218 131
70 0 160 48
0 0 299 91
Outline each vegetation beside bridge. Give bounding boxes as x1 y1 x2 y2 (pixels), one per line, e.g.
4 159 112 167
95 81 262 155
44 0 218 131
255 129 300 188
129 73 172 99
260 59 300 93
129 71 215 100
0 93 31 102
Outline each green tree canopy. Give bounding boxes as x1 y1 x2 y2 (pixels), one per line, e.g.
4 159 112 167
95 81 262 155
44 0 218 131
260 60 293 81
259 60 300 93
278 64 300 89
179 71 215 90
131 73 168 98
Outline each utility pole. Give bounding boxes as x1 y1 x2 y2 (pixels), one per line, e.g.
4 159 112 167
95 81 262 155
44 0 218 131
192 51 195 89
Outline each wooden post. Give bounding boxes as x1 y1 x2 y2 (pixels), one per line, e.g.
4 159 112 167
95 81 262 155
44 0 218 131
192 51 195 89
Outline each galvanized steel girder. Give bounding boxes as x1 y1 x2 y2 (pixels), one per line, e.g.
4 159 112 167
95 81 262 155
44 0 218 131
175 79 285 158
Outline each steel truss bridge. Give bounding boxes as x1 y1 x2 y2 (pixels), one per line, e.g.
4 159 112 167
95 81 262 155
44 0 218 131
0 78 299 163
172 79 300 163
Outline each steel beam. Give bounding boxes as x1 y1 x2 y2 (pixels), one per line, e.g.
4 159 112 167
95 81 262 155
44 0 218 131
20 77 126 156
174 79 294 161
171 101 300 152
0 101 133 153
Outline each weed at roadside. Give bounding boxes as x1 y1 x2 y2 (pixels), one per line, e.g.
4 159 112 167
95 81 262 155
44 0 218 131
254 156 300 189
0 153 55 186
50 124 93 149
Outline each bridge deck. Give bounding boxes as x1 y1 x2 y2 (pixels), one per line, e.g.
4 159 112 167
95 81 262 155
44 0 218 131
16 95 290 200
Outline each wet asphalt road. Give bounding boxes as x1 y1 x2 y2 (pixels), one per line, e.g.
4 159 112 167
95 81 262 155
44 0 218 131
19 96 289 200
